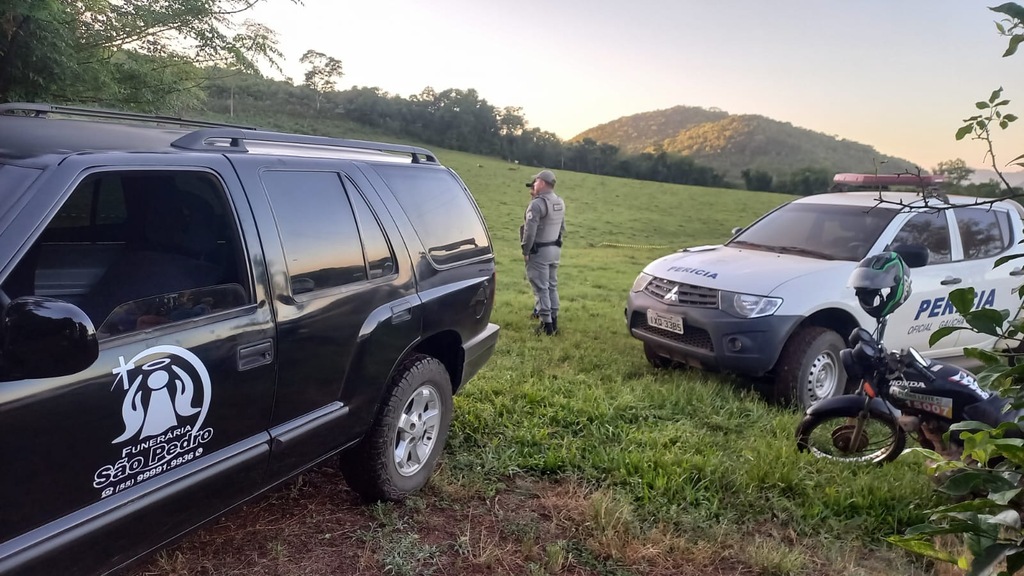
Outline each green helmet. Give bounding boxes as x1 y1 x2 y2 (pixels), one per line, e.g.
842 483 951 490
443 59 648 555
848 251 912 319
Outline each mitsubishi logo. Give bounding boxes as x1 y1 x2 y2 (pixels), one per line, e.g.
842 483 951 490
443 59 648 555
663 286 679 302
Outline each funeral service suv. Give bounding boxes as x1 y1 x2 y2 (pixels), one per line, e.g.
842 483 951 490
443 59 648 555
0 103 500 575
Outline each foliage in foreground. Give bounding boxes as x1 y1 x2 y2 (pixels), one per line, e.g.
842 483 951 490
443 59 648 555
886 5 1024 574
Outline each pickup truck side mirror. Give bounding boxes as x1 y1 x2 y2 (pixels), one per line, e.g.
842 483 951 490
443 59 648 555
1 297 98 381
890 243 930 268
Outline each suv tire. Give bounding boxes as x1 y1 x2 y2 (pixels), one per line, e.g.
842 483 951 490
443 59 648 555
340 354 453 502
773 326 847 409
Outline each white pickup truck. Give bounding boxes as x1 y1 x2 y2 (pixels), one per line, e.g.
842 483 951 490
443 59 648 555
625 176 1024 409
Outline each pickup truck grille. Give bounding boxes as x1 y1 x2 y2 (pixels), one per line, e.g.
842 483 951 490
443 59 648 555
643 278 718 308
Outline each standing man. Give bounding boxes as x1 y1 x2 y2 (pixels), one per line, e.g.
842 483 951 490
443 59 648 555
521 169 566 336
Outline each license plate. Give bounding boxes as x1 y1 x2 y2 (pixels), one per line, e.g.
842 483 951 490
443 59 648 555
647 309 684 334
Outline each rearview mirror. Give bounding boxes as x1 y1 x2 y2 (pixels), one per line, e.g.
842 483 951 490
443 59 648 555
1 297 98 381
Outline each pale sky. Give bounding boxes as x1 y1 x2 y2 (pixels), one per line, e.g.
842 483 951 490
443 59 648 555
247 0 1024 172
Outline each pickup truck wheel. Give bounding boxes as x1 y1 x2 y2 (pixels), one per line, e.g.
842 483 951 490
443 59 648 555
644 342 672 369
774 326 847 409
340 354 453 502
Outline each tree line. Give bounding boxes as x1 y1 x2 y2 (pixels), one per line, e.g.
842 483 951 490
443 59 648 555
2 0 974 197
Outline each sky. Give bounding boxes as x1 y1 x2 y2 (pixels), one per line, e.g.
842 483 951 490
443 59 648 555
245 0 1024 172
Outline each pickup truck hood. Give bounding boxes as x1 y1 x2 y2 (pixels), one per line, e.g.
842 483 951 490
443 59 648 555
645 244 853 295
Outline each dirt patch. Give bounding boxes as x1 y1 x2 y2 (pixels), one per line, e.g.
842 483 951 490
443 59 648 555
118 463 769 576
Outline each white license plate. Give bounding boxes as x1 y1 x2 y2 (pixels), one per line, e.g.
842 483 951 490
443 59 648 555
647 309 684 334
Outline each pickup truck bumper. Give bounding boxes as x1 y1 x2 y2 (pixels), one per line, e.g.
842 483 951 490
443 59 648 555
460 322 500 389
626 291 801 376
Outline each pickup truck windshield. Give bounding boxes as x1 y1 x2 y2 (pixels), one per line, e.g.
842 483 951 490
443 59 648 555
0 164 42 218
728 202 900 261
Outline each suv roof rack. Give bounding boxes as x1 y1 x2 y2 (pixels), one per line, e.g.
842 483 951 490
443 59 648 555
170 129 439 164
0 102 260 130
0 102 439 164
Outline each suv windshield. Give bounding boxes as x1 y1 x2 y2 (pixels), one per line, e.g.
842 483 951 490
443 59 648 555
0 164 42 218
728 202 900 261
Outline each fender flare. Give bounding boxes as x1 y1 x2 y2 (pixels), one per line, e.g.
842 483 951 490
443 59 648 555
804 394 899 419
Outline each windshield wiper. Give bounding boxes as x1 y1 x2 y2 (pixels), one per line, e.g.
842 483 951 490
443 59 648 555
728 239 771 250
770 245 837 260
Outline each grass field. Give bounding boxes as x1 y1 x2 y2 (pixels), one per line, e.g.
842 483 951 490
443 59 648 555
153 111 950 575
428 150 945 574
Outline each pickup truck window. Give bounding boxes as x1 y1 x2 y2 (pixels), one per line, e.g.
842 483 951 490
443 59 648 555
260 170 368 294
728 203 899 261
891 211 952 264
953 206 1012 260
375 166 492 267
1 170 251 335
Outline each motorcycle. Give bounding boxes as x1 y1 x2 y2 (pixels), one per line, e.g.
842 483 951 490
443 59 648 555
794 250 1022 465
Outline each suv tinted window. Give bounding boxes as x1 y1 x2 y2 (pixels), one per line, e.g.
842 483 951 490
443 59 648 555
954 206 1012 260
0 164 42 217
260 170 368 294
891 211 952 264
728 203 899 261
349 187 396 280
2 170 251 336
375 166 491 266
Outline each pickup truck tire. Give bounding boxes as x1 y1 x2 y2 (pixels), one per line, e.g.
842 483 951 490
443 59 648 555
340 354 453 502
774 326 847 409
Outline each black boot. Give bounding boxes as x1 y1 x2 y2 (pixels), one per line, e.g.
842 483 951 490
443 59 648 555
535 321 555 336
551 314 558 334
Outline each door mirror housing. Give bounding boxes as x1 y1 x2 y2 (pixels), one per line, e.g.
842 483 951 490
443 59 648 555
731 226 744 236
1 297 98 381
890 243 930 268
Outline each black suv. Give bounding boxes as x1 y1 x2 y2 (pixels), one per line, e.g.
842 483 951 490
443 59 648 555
0 103 500 575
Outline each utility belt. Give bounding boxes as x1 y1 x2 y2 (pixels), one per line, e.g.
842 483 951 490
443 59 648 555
529 236 562 254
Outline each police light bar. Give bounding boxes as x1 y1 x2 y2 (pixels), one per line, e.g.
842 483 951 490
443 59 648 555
832 173 944 187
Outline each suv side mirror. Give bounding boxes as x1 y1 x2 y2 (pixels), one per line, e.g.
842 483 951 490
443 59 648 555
1 297 98 381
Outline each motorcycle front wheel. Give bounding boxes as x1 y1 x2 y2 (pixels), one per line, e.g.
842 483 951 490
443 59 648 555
796 406 906 464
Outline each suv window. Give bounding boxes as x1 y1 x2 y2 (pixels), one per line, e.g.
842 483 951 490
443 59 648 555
260 170 369 294
1 170 251 337
349 185 396 280
891 211 952 264
954 206 1012 260
728 203 899 261
0 164 42 217
375 166 492 266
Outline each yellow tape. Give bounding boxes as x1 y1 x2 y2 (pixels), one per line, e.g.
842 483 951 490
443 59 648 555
597 242 670 249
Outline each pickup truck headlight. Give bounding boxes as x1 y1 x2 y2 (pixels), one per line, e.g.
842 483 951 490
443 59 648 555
631 272 653 293
720 291 783 318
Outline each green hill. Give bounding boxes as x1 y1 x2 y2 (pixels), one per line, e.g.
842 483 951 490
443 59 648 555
573 105 922 180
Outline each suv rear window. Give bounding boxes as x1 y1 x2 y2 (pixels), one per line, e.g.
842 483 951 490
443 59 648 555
375 166 492 266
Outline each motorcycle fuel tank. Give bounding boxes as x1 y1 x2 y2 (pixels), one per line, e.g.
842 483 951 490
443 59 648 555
886 361 990 422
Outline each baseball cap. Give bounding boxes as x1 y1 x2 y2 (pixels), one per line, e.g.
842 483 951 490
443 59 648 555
525 169 556 188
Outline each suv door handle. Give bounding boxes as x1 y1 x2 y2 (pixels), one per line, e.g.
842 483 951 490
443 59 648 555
940 276 962 285
391 301 412 324
1012 267 1024 277
238 339 274 371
